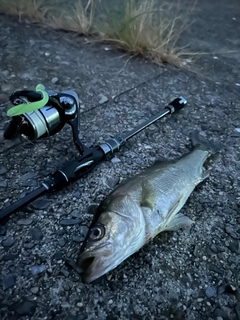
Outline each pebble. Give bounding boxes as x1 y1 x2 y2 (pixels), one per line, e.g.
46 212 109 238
111 157 121 163
53 251 63 261
218 285 226 295
19 72 33 80
98 93 108 104
225 226 239 239
0 166 7 175
0 179 7 188
79 225 89 238
2 236 15 247
72 236 84 243
17 218 33 225
1 70 9 77
213 308 228 318
2 274 15 290
193 244 201 257
12 300 37 316
30 287 39 294
108 281 119 292
135 158 143 164
30 199 51 210
70 209 81 218
30 227 43 241
51 77 59 84
106 177 120 189
55 229 66 235
1 84 12 92
23 242 35 249
228 240 239 254
0 93 8 102
0 226 6 236
205 286 216 298
19 171 36 183
60 268 70 277
106 111 116 118
20 179 38 187
59 218 81 226
209 264 224 275
58 238 65 247
30 265 46 275
3 254 17 261
210 245 219 254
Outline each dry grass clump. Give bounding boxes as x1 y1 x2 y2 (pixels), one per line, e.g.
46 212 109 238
48 0 96 35
0 0 194 67
99 0 192 67
0 0 50 23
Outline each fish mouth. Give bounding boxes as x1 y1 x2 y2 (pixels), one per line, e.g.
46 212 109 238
78 254 110 284
80 256 95 271
77 244 112 284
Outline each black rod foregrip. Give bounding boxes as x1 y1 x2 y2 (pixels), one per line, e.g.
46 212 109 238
52 147 106 186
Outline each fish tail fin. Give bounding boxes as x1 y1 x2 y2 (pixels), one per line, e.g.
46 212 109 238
190 131 224 154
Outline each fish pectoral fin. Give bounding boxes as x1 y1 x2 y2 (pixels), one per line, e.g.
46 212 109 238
163 212 194 231
160 195 194 232
140 181 156 210
201 168 209 181
194 168 209 186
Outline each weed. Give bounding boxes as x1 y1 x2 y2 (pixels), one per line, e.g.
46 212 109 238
0 0 194 67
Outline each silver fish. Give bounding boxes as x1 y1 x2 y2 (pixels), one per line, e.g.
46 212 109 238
77 131 223 283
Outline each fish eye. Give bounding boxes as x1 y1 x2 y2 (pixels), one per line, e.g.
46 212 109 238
89 225 105 241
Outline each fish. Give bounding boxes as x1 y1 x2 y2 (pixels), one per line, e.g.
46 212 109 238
77 131 223 284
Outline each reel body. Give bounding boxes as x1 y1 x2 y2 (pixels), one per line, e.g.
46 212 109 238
3 88 84 153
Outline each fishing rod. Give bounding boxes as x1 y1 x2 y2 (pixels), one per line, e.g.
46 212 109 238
0 84 187 222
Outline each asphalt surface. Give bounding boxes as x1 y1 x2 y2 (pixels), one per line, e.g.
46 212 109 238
0 1 240 319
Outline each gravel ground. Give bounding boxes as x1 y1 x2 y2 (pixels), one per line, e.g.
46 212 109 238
0 1 240 319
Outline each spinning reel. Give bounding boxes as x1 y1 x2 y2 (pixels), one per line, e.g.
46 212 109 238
4 84 85 154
